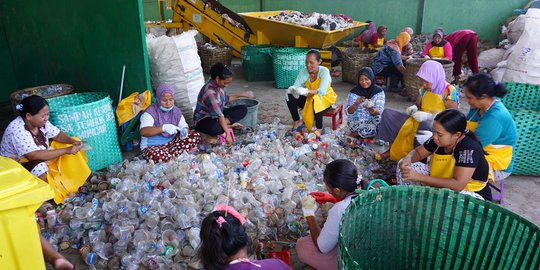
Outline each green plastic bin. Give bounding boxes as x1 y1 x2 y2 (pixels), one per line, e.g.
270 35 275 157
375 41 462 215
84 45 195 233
339 186 540 269
501 82 540 175
272 47 309 89
241 45 274 82
48 92 122 171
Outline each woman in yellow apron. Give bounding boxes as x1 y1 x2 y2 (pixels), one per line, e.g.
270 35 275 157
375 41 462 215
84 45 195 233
0 95 91 203
421 28 453 60
286 49 337 137
464 74 517 181
398 109 492 201
368 25 387 51
377 60 459 161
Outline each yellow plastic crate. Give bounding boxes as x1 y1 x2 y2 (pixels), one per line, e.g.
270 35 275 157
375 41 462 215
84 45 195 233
0 157 54 270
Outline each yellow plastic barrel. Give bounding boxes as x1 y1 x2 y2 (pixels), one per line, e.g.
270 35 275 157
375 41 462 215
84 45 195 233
0 157 54 270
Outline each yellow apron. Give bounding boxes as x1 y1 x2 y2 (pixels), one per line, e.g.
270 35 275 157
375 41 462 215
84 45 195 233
302 77 337 131
429 146 487 192
390 90 446 161
429 46 445 59
466 105 513 172
368 37 385 51
48 139 91 203
116 90 152 126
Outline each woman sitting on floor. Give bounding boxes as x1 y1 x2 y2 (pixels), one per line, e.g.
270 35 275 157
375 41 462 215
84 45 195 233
194 63 253 144
0 95 90 203
464 74 517 182
376 60 459 161
398 109 492 200
286 49 337 137
346 67 385 140
422 28 453 60
140 84 202 162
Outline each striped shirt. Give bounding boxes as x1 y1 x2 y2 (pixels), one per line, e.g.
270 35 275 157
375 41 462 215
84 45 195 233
193 80 229 125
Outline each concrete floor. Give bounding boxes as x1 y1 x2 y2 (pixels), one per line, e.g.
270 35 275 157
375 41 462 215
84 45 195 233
20 58 536 269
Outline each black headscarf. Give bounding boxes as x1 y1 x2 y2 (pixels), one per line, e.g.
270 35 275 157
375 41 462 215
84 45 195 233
350 67 383 99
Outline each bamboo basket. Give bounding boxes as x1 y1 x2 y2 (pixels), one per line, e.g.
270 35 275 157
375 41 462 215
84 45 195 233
10 84 74 115
342 48 377 84
404 58 454 101
198 45 233 74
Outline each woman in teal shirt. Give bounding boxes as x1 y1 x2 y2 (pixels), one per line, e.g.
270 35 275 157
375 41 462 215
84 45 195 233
464 74 518 181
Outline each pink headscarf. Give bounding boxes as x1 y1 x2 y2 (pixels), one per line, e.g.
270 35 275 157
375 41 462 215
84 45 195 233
416 60 448 95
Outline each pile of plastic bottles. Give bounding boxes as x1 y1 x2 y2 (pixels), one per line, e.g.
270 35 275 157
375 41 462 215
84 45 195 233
38 118 389 270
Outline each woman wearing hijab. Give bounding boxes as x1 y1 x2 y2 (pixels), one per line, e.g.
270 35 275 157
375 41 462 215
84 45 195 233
367 25 387 50
140 84 202 163
376 60 459 161
422 28 453 60
346 67 385 139
370 32 411 91
354 21 375 47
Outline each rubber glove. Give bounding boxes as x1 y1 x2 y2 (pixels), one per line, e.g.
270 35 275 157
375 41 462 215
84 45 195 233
286 86 295 101
415 130 433 145
296 87 309 96
412 111 434 123
301 195 318 218
162 124 181 135
309 192 339 204
405 105 418 116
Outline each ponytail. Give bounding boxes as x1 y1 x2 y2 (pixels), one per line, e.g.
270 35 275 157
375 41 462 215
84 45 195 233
435 109 485 151
463 128 485 151
198 211 248 270
493 82 508 98
464 73 507 98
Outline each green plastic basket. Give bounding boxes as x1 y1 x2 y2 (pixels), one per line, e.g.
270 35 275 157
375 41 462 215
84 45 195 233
501 82 540 175
339 186 540 270
272 47 309 89
241 45 274 82
48 92 122 171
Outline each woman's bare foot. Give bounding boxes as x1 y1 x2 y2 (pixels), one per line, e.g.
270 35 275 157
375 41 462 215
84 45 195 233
313 129 322 138
230 122 243 129
292 120 303 131
53 257 74 270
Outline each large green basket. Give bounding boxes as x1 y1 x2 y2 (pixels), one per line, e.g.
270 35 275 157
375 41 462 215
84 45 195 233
501 82 540 175
48 92 122 171
241 45 274 82
339 186 540 270
272 47 309 89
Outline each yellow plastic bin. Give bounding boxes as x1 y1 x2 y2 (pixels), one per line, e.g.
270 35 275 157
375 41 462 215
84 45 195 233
0 157 54 270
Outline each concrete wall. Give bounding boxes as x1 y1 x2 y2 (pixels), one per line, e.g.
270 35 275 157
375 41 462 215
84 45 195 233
0 0 151 103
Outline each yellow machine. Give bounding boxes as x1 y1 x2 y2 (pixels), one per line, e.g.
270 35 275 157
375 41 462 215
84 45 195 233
163 0 366 66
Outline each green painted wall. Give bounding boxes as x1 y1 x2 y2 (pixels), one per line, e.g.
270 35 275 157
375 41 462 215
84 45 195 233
422 0 527 41
143 0 529 42
0 0 151 104
0 13 18 102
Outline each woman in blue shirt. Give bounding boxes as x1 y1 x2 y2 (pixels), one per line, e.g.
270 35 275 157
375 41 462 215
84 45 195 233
464 74 518 181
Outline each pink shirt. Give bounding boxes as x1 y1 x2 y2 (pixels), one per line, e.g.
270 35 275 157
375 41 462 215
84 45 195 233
421 42 453 60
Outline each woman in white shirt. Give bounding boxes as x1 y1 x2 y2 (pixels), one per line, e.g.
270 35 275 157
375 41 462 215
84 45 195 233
140 84 201 162
297 159 359 270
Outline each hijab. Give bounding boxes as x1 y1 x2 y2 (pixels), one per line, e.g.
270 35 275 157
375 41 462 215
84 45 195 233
416 60 448 95
431 29 447 47
376 25 387 38
361 21 377 43
386 32 411 53
145 84 183 137
350 67 383 99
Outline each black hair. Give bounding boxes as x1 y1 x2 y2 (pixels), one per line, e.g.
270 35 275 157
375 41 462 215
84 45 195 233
306 49 322 61
18 95 49 118
464 73 507 98
210 63 234 80
198 210 248 270
434 109 484 148
323 159 358 192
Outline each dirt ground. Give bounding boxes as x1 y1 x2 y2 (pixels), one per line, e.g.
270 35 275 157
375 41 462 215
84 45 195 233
47 59 540 269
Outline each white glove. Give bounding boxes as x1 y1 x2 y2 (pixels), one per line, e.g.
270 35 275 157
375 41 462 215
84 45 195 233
415 130 433 145
301 195 318 217
286 86 296 95
162 124 181 135
412 111 434 123
296 87 309 96
179 127 189 139
405 105 418 116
